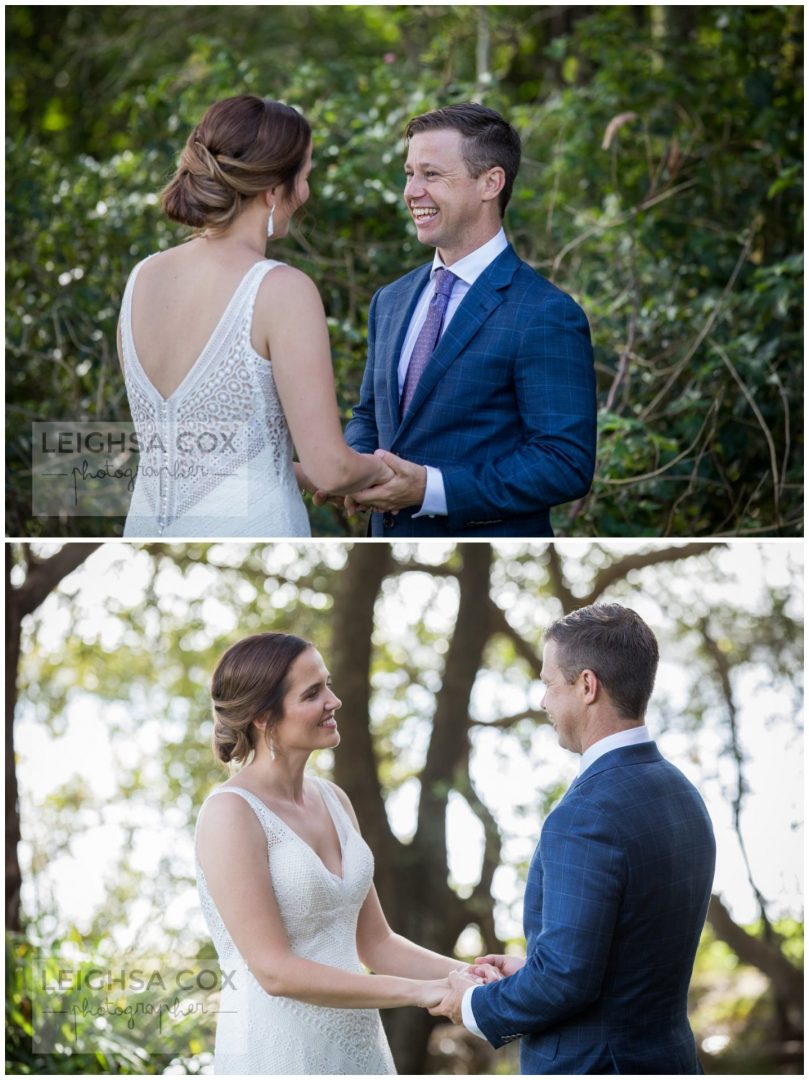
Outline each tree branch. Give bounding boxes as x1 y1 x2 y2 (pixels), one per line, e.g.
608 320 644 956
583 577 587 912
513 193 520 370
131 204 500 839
545 546 577 614
707 894 802 1006
471 709 549 730
486 600 543 678
15 543 102 617
456 769 506 954
580 543 726 606
700 618 777 942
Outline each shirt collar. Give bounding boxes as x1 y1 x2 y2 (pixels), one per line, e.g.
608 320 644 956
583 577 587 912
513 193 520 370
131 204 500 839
578 725 652 776
431 228 508 287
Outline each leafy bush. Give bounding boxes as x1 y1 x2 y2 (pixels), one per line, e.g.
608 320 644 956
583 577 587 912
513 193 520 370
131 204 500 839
6 7 803 536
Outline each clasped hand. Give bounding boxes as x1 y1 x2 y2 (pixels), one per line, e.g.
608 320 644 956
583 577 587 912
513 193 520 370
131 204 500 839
313 450 427 514
422 957 510 1025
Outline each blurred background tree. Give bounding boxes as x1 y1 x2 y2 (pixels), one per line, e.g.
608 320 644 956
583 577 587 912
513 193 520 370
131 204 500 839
5 540 803 1073
6 5 803 538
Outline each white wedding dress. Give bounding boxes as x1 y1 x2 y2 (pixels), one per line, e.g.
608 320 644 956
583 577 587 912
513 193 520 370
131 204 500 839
195 779 396 1075
120 255 311 537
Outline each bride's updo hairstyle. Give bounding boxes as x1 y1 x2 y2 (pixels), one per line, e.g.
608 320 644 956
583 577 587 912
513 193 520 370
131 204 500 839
210 632 312 765
161 95 311 236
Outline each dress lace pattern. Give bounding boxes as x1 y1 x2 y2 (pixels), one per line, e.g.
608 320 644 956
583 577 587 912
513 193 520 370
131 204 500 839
120 255 310 537
195 779 397 1075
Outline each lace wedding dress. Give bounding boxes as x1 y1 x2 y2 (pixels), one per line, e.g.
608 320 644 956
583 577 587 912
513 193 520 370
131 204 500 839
195 779 396 1074
120 255 310 537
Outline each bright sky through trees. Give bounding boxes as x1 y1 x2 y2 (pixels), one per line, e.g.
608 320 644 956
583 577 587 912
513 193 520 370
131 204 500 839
15 541 802 952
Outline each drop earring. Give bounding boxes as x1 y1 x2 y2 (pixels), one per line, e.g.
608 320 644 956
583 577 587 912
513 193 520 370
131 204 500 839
266 204 276 238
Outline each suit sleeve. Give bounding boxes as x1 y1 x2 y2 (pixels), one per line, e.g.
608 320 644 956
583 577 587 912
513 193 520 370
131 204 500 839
343 289 382 453
471 798 626 1049
440 293 596 529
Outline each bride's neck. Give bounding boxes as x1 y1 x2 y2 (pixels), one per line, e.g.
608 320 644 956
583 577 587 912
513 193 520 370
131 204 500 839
242 748 311 805
201 209 267 258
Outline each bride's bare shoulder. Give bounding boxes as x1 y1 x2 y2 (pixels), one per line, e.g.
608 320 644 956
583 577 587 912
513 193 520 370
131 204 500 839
259 262 321 300
198 786 260 836
255 264 326 334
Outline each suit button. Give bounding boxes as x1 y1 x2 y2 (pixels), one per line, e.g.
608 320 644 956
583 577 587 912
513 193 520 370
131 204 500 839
383 515 396 529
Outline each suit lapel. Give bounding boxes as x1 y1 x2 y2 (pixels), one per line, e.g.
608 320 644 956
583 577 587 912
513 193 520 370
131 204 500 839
392 245 520 443
383 266 431 431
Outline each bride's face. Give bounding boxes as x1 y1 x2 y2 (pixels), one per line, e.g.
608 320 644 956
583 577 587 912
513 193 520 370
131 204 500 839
272 647 341 751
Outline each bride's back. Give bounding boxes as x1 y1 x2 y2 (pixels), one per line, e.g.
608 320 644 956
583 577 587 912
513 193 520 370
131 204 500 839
129 240 268 399
122 93 313 399
118 92 384 537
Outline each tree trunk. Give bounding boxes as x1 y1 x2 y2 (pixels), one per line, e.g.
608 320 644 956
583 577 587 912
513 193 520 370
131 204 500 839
707 894 803 1030
329 543 400 913
330 545 499 1073
387 545 495 1073
6 552 23 932
5 542 100 931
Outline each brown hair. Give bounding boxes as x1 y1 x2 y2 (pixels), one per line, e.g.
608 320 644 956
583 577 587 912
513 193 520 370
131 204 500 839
161 95 311 236
545 604 659 720
210 632 312 765
404 102 522 217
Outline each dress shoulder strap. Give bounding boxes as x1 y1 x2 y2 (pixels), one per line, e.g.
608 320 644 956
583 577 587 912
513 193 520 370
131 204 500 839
120 252 159 373
313 777 359 837
238 258 287 323
197 786 285 846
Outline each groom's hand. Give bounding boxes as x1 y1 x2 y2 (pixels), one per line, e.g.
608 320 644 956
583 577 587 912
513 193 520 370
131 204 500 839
350 450 427 512
465 962 504 984
469 953 526 979
428 968 478 1025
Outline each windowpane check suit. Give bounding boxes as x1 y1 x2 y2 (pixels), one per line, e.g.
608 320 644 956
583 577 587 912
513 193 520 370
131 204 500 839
344 245 597 537
471 743 716 1074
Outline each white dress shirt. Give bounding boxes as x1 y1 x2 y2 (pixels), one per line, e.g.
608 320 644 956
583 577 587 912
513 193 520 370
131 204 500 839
461 725 653 1039
398 229 509 518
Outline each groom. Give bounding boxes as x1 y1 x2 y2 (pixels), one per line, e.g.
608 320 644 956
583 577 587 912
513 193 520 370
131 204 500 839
338 103 596 537
431 604 716 1074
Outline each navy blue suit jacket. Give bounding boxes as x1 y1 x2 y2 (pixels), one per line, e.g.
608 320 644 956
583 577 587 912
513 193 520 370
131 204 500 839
344 245 596 537
471 743 716 1074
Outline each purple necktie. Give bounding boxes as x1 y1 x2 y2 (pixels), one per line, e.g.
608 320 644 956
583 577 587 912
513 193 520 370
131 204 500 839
400 267 458 415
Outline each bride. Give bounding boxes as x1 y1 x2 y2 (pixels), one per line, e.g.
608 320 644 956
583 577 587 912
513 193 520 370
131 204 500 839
117 95 391 537
195 632 498 1074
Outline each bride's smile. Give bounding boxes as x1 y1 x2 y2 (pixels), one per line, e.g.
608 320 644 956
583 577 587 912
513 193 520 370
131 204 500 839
271 647 342 751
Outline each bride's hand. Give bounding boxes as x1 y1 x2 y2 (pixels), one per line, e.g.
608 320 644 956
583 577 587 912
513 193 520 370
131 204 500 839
415 978 450 1009
370 457 395 486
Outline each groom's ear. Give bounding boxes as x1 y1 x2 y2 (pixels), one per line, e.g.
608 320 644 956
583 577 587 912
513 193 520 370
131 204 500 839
480 166 505 203
579 668 599 704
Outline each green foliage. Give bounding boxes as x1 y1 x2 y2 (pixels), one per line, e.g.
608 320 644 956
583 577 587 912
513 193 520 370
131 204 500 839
6 928 217 1074
5 6 803 537
6 934 148 1074
690 919 805 1074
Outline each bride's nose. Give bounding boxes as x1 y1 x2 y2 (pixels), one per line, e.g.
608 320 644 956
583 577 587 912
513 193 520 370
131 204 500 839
328 690 342 710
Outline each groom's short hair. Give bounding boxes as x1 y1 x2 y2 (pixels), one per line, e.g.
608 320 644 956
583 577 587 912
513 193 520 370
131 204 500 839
545 604 659 720
404 103 521 218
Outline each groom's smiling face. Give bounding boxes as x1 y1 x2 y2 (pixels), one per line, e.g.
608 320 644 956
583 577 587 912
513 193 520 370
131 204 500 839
540 641 584 754
404 129 499 265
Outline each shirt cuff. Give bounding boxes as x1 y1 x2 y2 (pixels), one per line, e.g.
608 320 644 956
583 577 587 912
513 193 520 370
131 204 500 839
461 985 486 1040
412 465 447 518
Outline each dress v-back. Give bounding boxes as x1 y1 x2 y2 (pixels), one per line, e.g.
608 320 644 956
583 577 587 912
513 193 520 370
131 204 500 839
195 778 396 1074
120 254 310 537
